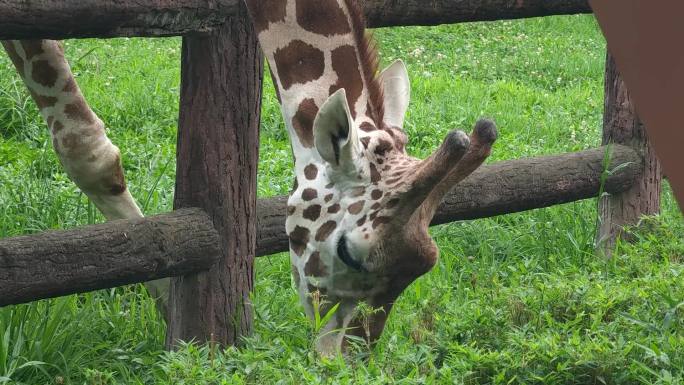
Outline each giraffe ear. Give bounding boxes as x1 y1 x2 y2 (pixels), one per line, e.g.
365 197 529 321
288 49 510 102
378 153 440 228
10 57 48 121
314 89 358 167
379 59 411 129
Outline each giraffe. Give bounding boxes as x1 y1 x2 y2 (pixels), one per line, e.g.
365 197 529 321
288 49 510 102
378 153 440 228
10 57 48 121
0 39 167 303
243 0 497 354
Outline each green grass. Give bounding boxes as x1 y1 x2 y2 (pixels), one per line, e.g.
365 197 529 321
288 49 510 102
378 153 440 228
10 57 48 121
1 14 683 384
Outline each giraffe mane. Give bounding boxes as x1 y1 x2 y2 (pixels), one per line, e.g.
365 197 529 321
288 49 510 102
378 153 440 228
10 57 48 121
342 0 385 127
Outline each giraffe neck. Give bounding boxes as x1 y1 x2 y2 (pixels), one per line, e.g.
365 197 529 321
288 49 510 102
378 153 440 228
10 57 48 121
245 0 381 172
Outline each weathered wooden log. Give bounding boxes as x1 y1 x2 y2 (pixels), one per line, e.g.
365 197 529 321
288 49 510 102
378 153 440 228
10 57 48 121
256 145 642 257
0 0 239 40
596 53 661 257
0 0 592 40
363 0 592 28
166 1 262 349
0 208 220 307
0 146 642 307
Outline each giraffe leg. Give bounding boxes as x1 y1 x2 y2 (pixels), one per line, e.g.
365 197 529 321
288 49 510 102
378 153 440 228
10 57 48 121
2 39 142 219
1 40 168 311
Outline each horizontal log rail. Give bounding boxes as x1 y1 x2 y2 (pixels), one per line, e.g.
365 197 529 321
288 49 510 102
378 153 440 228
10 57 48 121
0 146 640 305
256 145 641 256
0 208 219 307
0 0 592 40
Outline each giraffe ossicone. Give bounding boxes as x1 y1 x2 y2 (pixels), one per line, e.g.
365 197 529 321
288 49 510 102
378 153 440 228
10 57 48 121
244 0 498 355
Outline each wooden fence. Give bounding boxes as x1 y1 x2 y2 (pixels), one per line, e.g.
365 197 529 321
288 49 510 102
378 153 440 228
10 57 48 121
0 0 660 349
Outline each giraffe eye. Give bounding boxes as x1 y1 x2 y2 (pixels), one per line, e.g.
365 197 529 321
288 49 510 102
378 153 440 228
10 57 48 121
336 234 366 272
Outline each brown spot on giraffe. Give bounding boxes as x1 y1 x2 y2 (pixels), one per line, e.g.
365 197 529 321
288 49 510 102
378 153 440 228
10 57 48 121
51 120 64 134
315 220 337 242
108 155 127 195
64 99 96 124
62 77 77 93
372 216 391 229
60 133 81 154
386 126 408 151
360 122 376 132
28 89 57 109
303 204 322 221
374 139 394 156
384 126 396 140
371 189 383 200
274 40 325 90
289 226 311 256
360 137 370 149
386 198 400 209
356 215 367 226
244 0 287 33
21 41 44 60
329 45 363 118
292 98 318 148
302 188 318 201
296 0 351 36
304 164 318 180
304 251 328 277
371 202 381 210
324 193 334 203
287 206 297 216
370 163 381 183
327 204 341 214
347 201 365 214
31 60 59 88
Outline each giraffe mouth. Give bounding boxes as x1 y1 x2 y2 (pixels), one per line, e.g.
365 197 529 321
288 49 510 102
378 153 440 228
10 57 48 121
336 234 367 273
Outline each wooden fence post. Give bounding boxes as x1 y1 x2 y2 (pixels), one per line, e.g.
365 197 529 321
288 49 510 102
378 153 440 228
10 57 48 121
596 52 662 257
166 2 263 348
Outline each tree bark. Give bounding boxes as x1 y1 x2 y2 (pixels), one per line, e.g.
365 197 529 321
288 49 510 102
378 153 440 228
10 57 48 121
596 53 662 257
0 0 592 40
0 0 238 39
363 0 592 28
0 209 219 307
166 3 263 349
256 145 642 257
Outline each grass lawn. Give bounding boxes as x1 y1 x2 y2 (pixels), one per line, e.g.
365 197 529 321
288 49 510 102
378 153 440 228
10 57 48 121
1 14 683 384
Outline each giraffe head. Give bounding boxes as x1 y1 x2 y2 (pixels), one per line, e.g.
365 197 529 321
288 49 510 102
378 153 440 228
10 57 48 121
243 0 497 355
287 62 497 353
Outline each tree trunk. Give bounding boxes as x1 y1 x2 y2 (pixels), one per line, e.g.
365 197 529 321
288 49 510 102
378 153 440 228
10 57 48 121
166 2 262 349
0 0 592 40
596 52 662 257
256 145 642 257
0 209 219 307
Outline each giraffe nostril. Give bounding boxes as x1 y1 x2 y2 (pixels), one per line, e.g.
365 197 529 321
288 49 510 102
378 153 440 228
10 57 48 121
337 234 367 272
